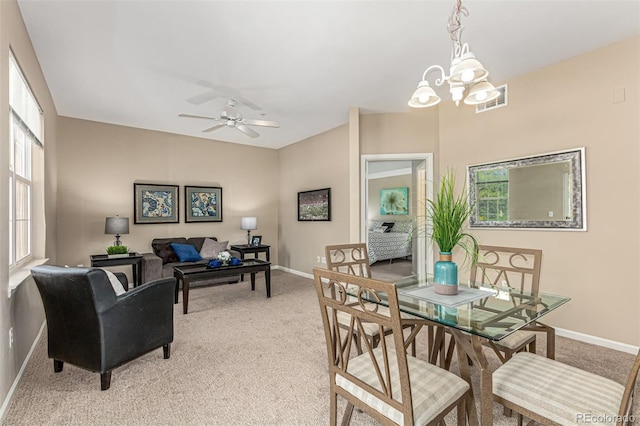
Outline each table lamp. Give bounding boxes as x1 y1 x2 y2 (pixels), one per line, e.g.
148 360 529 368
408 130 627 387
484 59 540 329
241 217 257 246
105 216 129 246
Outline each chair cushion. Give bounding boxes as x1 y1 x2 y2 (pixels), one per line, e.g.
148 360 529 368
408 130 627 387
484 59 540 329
493 330 536 350
170 243 203 262
199 238 229 259
493 352 624 425
336 347 469 425
104 270 126 296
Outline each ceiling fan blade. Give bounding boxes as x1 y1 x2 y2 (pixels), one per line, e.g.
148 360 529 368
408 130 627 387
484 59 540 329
202 123 226 133
186 91 219 105
235 95 262 111
236 124 259 138
179 113 220 120
241 118 279 128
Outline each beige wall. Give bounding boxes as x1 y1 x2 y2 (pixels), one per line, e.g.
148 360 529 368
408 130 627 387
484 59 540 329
360 110 439 156
0 0 59 413
439 36 640 346
56 117 280 269
278 125 350 273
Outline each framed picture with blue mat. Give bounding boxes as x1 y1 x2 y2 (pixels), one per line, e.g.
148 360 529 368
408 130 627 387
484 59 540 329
134 183 179 224
185 186 223 222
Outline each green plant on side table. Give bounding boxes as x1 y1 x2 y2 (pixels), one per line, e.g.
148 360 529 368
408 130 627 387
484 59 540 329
427 169 478 295
106 245 129 258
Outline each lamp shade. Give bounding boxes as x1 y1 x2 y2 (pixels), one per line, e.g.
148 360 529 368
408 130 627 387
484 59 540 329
105 216 129 235
408 81 441 108
241 217 257 230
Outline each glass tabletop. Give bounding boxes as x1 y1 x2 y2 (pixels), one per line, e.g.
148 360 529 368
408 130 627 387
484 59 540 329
360 274 571 341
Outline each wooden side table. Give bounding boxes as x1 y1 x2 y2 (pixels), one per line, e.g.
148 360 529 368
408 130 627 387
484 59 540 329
230 244 271 281
90 253 143 288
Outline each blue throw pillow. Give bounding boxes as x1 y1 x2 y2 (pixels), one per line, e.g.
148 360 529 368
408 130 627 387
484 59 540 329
170 243 202 262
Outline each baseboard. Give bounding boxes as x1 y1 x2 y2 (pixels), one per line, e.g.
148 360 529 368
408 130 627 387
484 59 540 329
555 327 639 355
0 321 45 423
272 265 314 280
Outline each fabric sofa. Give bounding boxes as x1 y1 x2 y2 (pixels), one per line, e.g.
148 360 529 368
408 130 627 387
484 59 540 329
141 237 241 285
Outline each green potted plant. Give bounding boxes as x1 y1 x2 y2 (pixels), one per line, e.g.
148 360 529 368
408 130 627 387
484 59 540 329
427 169 478 295
106 245 129 258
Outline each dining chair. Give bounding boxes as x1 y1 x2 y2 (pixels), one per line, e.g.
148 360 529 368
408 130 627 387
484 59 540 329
313 268 471 425
325 244 418 356
493 350 640 425
438 245 553 369
471 245 553 362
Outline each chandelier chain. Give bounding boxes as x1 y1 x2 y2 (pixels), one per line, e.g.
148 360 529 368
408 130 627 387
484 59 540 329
447 0 468 50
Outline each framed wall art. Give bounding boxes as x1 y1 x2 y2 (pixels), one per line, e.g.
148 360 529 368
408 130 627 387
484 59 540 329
298 187 331 221
185 186 223 222
134 183 179 224
380 187 409 215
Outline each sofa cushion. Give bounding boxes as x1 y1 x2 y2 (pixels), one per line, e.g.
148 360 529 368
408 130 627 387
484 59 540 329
171 243 203 262
152 242 180 264
199 238 229 259
186 237 217 253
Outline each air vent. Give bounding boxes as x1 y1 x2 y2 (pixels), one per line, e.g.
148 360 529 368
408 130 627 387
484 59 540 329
476 84 508 113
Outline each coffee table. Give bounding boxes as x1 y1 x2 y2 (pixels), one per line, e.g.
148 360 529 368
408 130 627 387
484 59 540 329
173 259 271 314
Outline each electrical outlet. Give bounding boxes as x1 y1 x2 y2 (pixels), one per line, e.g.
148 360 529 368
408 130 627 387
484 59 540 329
9 327 13 348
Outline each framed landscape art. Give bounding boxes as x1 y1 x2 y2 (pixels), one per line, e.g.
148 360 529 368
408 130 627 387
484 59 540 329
185 186 223 222
298 188 331 221
134 183 179 224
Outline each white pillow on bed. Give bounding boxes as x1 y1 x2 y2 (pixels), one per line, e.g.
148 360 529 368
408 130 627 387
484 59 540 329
103 270 126 296
371 227 386 233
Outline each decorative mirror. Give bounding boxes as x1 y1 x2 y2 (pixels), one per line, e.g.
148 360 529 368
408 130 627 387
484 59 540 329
468 148 586 230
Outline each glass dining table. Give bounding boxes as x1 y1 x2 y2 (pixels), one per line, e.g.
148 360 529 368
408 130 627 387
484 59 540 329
358 274 571 426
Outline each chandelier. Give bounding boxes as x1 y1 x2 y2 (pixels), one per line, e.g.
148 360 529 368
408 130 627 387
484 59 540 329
408 0 500 108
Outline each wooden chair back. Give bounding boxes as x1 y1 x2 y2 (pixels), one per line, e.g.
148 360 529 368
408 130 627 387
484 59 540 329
325 243 371 278
471 245 542 294
619 348 640 419
312 267 413 424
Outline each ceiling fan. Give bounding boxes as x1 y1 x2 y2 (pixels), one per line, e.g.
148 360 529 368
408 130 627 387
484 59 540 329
179 100 279 138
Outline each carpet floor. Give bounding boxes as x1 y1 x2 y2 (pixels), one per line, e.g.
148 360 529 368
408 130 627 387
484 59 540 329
3 270 637 425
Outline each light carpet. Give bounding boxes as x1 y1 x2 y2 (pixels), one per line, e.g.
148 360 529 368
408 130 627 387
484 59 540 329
3 270 638 425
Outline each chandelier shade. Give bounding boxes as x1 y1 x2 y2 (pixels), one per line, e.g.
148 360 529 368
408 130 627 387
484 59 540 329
463 80 501 105
449 52 489 84
408 81 441 108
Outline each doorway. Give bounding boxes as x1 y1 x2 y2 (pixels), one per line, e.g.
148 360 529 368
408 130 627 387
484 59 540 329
360 153 434 277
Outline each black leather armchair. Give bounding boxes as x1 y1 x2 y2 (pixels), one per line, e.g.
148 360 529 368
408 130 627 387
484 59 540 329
31 265 176 390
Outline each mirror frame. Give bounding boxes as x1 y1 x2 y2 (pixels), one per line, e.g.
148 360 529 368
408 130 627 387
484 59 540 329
467 148 586 231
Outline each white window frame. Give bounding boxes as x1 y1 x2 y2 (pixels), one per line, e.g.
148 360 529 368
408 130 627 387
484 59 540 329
9 51 43 271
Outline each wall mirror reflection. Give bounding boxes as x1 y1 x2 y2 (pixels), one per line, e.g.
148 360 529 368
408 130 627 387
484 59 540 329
468 148 586 230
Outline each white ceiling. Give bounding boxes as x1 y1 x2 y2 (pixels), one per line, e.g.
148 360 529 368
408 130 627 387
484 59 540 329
17 1 640 150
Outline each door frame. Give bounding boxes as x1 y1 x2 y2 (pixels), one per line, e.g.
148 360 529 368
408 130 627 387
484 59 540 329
360 153 434 275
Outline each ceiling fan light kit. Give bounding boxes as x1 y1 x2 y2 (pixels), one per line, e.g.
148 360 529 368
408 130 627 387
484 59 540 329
409 0 500 109
179 99 279 139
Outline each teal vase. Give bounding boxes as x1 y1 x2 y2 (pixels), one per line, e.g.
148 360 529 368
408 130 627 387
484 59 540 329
434 251 459 295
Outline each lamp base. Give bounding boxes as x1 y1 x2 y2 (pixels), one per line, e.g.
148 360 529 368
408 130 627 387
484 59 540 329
113 235 123 246
246 231 251 246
